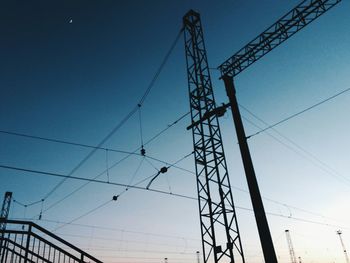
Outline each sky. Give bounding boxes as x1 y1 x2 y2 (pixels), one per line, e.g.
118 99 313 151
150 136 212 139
1 0 350 263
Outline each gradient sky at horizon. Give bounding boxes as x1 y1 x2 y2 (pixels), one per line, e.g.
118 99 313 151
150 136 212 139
1 1 350 262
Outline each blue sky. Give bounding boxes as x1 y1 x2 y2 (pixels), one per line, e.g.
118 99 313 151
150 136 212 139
1 1 350 262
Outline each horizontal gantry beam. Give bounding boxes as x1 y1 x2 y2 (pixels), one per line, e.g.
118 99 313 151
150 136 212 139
218 0 342 77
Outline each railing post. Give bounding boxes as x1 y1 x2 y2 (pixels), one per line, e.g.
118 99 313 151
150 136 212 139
0 236 8 263
24 225 32 263
0 230 3 258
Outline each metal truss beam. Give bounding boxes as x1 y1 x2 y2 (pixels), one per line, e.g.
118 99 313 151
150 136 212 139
285 230 297 263
183 10 244 263
218 0 342 77
0 192 12 225
0 191 12 258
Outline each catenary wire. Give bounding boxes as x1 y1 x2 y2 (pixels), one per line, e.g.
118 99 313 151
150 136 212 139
0 164 195 200
38 150 192 217
53 200 112 231
56 233 199 249
242 113 350 187
3 163 350 231
0 111 190 157
37 27 184 202
246 86 350 139
241 104 350 185
16 218 200 241
42 105 139 200
2 111 191 210
7 86 348 226
50 153 194 230
138 28 184 106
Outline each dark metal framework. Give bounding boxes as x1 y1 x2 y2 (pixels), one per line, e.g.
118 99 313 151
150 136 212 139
183 10 244 263
0 219 102 263
215 1 341 262
285 230 297 263
218 0 342 77
337 230 350 263
0 192 12 229
0 192 12 258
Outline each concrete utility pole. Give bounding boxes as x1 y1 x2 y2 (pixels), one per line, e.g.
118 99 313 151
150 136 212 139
337 230 350 263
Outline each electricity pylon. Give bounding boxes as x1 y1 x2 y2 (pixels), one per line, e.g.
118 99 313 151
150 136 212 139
0 192 12 257
183 1 341 263
184 10 245 263
285 230 297 263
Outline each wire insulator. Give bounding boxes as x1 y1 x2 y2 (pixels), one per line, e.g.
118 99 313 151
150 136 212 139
141 146 146 156
160 167 168 174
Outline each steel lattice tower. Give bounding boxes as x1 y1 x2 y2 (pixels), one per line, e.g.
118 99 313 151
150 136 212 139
0 192 12 232
183 10 244 263
285 230 297 263
0 191 12 257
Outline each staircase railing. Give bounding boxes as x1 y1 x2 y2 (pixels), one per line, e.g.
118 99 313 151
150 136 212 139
0 219 103 263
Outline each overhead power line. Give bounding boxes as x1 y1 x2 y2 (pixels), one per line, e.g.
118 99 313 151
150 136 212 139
38 151 192 219
0 112 190 158
138 28 183 106
52 153 193 231
55 232 199 249
42 105 139 200
246 86 350 139
39 114 191 216
8 87 348 226
53 199 113 231
3 163 350 230
0 160 194 200
0 110 191 210
36 27 184 202
25 218 201 241
241 106 350 186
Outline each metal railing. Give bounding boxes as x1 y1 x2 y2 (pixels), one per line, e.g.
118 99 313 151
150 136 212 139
0 219 103 263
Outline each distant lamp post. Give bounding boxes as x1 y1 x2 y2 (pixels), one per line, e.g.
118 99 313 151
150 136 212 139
337 230 350 263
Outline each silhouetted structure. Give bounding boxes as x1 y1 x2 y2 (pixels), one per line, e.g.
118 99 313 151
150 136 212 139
183 1 341 263
0 192 12 258
337 230 350 263
0 219 102 263
183 10 245 263
218 1 341 261
285 230 297 263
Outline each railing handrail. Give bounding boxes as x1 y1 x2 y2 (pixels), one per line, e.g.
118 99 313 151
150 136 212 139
0 219 103 263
